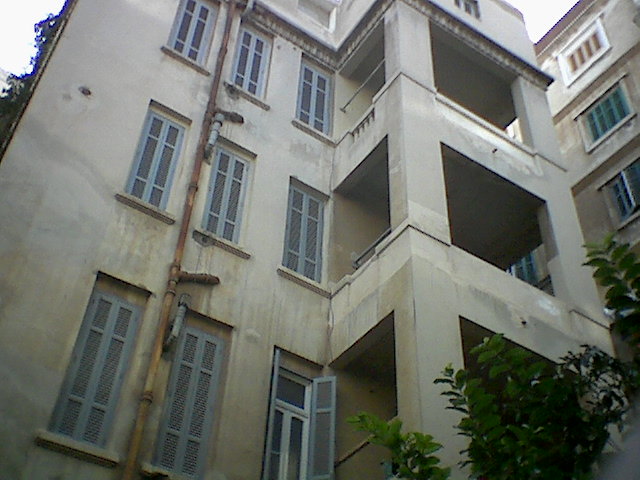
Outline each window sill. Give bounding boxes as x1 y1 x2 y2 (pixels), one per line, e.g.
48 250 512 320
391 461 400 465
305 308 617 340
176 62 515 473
617 209 640 231
140 461 190 480
585 113 636 153
34 429 120 468
161 46 211 76
192 229 251 259
115 192 176 225
291 119 335 146
277 266 330 298
223 82 271 111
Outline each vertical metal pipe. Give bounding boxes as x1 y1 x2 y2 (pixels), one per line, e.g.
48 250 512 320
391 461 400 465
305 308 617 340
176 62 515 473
121 1 237 478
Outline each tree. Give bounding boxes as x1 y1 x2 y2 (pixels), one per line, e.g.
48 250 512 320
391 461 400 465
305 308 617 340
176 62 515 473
349 235 640 479
0 12 62 140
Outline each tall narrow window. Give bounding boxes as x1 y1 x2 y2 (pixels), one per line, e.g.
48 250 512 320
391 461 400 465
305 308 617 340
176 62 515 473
49 291 141 446
454 0 480 18
283 185 324 282
154 326 224 478
263 351 336 480
508 252 538 286
232 28 271 97
296 62 332 135
610 160 640 220
203 148 249 243
585 85 631 143
127 111 185 209
169 0 217 65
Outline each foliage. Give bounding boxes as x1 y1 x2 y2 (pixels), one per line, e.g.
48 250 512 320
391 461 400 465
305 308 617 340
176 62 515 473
585 233 640 346
0 12 62 139
347 412 451 480
436 335 638 480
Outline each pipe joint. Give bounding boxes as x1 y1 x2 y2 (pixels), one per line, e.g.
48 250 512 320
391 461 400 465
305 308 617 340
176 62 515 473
141 390 154 404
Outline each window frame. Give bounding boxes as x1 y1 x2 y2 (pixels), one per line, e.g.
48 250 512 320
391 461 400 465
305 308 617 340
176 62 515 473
153 325 225 478
282 183 325 283
202 147 250 244
49 290 141 447
609 160 640 221
231 26 272 98
126 109 186 210
168 0 218 66
296 61 333 135
262 350 336 480
580 82 633 149
454 0 480 19
558 18 610 86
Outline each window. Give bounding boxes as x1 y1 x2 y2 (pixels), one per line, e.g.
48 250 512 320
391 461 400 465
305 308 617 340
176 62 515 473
203 148 249 243
454 0 480 18
610 160 640 220
296 62 332 135
559 19 609 85
169 0 217 65
508 252 538 285
127 110 185 209
154 326 224 478
584 85 631 143
49 291 141 446
263 350 336 480
232 28 271 97
283 184 324 282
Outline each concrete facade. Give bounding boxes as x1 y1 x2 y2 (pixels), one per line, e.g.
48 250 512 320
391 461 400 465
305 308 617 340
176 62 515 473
0 0 613 479
537 0 640 250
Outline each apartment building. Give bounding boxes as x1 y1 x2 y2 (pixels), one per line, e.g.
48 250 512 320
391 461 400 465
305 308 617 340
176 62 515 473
0 0 613 479
537 0 640 251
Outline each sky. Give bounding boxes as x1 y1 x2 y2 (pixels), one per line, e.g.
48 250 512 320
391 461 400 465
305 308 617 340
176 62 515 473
0 0 580 76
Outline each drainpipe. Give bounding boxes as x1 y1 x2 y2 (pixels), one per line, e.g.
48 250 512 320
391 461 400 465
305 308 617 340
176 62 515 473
121 0 238 478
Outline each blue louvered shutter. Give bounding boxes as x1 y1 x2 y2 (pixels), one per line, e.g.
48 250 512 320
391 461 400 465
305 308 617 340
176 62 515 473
283 186 324 282
171 0 217 64
233 29 271 97
128 112 184 209
297 64 331 134
587 86 631 142
308 377 336 480
51 292 140 446
203 149 248 243
262 349 281 480
155 326 224 478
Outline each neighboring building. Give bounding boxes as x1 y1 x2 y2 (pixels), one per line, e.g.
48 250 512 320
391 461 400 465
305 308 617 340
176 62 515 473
536 0 640 252
0 0 613 480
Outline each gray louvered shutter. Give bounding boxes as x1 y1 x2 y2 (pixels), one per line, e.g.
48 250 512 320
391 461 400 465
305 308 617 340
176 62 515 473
261 349 281 480
308 376 336 480
296 64 331 134
283 186 323 281
156 326 224 478
303 196 323 282
172 0 216 64
128 112 184 209
51 292 140 446
232 29 270 96
204 150 248 243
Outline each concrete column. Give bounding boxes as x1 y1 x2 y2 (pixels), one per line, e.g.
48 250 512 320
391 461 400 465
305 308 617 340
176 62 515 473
540 184 606 320
384 1 435 89
511 77 563 163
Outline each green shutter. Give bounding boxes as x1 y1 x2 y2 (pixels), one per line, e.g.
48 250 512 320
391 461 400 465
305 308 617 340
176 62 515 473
308 376 337 480
51 291 140 446
155 326 224 478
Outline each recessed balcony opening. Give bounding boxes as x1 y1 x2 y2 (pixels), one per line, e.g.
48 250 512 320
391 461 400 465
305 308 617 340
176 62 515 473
330 138 390 282
460 317 554 390
335 23 385 135
430 24 519 136
332 314 397 480
442 145 553 294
